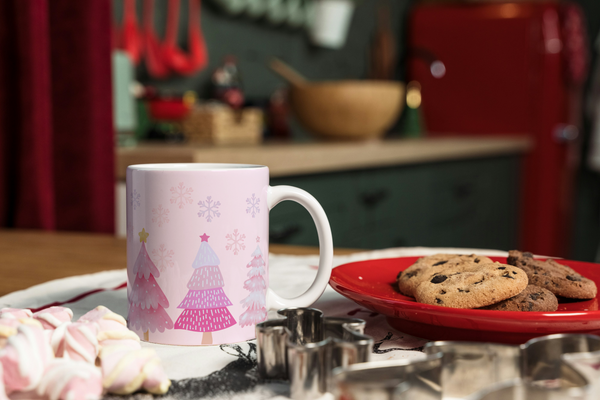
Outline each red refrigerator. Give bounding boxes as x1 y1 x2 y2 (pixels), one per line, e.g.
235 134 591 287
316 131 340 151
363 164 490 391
407 1 587 257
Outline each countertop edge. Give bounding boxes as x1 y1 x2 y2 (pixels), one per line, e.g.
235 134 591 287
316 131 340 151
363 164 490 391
116 136 532 180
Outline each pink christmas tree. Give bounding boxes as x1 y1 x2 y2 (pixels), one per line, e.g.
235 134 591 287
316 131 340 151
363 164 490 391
239 243 267 327
174 233 236 344
128 228 174 341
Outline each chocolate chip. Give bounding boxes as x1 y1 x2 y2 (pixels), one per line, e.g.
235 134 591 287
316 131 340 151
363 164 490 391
431 275 448 284
405 271 418 279
523 252 534 258
527 302 534 311
529 293 540 301
396 271 402 280
440 290 446 295
512 271 517 274
435 298 443 304
497 266 506 270
502 272 515 279
566 275 582 282
475 258 480 263
474 279 484 284
432 260 448 266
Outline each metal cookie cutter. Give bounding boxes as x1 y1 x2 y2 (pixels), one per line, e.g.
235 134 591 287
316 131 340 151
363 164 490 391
256 307 374 400
332 333 600 400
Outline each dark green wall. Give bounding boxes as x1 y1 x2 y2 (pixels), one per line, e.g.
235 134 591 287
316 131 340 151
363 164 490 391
113 0 411 139
113 0 411 98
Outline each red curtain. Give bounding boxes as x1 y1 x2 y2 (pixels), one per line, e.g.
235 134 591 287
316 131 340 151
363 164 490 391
0 0 114 233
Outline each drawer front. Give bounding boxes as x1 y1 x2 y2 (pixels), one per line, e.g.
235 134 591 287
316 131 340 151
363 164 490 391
352 166 431 248
422 156 520 250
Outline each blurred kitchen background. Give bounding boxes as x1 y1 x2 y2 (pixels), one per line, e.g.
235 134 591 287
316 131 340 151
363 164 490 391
2 0 600 261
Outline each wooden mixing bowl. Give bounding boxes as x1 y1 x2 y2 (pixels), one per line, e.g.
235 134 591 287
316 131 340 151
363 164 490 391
289 81 405 140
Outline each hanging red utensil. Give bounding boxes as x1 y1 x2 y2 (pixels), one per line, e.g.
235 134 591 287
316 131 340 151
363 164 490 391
162 0 208 76
189 0 209 71
121 0 144 65
143 0 170 79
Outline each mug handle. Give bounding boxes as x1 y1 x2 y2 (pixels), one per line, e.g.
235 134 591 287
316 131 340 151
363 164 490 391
266 185 334 310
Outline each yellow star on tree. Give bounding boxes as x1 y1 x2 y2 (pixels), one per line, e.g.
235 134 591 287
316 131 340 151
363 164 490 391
138 228 149 243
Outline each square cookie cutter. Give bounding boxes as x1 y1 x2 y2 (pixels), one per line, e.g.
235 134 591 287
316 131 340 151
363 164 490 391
256 307 373 400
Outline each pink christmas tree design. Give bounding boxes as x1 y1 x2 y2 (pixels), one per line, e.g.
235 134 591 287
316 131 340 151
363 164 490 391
128 228 174 341
174 233 236 344
239 243 267 327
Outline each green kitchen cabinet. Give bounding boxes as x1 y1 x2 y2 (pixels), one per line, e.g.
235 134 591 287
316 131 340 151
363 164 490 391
269 156 520 251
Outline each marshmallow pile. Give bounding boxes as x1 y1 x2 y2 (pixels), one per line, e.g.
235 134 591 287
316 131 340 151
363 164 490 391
0 306 170 400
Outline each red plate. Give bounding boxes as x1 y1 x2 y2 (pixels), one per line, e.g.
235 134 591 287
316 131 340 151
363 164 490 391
329 256 600 344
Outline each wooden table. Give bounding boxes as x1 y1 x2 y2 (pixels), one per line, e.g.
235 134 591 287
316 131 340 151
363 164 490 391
0 230 358 296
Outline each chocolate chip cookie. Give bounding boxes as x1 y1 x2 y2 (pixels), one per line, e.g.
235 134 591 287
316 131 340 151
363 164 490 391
480 284 558 311
414 262 529 309
397 254 493 297
507 250 597 299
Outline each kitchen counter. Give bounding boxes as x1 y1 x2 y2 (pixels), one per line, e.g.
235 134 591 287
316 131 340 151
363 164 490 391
114 135 531 248
115 136 532 180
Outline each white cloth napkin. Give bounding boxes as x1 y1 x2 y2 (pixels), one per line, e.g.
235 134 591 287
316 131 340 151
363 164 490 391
0 247 508 398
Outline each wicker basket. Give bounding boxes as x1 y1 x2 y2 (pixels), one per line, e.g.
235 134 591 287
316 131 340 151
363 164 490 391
179 104 263 145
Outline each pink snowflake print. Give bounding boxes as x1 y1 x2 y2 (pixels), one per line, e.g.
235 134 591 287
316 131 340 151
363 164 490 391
170 182 193 209
225 229 246 255
246 193 260 218
151 244 175 272
131 189 141 210
152 204 170 227
198 196 221 222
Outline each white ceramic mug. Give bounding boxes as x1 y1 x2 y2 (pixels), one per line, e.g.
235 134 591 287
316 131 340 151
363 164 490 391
126 163 333 345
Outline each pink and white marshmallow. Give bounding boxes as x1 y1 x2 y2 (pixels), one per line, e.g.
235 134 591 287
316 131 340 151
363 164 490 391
32 307 73 330
0 318 43 348
78 305 140 349
78 305 127 331
0 308 32 320
0 324 54 393
50 322 98 363
99 346 170 395
36 359 102 400
96 330 141 350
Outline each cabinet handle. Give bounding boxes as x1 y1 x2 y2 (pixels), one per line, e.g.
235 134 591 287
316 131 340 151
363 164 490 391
269 225 302 242
360 189 389 208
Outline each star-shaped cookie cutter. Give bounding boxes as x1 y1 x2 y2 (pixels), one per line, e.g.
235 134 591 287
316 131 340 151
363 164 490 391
256 307 374 400
332 333 600 400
